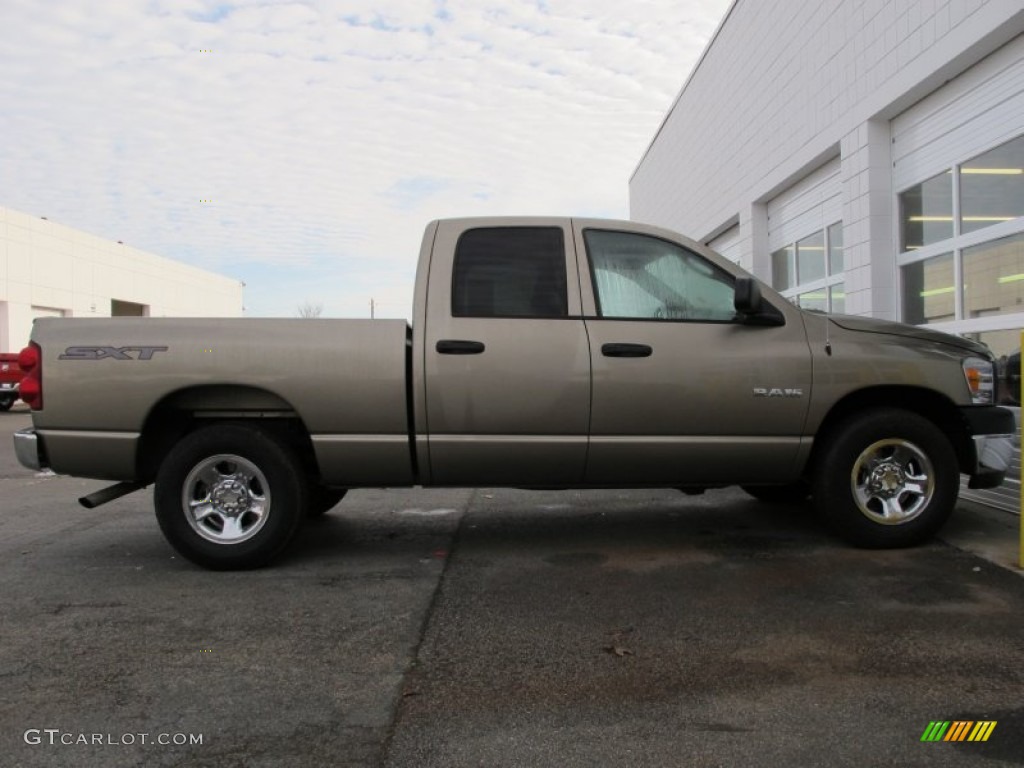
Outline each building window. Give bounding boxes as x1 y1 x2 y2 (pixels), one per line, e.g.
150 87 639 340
897 133 1024 389
901 252 955 325
963 232 1024 320
899 171 953 250
960 135 1024 236
771 222 844 313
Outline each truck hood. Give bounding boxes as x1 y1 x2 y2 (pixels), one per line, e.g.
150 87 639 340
828 314 990 357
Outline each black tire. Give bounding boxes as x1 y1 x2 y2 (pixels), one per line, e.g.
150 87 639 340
741 483 810 504
812 408 959 548
155 424 308 570
0 395 14 411
307 487 348 518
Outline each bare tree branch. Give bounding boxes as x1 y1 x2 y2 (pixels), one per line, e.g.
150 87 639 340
296 301 323 318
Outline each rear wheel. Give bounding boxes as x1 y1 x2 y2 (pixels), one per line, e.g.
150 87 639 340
0 395 15 411
155 424 308 570
812 408 958 548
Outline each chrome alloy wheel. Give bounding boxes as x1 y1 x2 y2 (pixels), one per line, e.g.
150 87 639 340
182 454 272 544
850 439 935 525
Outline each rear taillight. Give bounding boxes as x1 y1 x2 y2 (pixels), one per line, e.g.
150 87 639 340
18 342 42 410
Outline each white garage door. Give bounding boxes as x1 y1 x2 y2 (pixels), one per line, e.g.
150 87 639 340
892 38 1024 192
706 224 741 265
766 158 842 253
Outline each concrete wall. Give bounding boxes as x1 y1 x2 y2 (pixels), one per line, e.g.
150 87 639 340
0 205 243 351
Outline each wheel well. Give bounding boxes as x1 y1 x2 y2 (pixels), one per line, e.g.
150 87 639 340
136 385 321 484
807 387 972 476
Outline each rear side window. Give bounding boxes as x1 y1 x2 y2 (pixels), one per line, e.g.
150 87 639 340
452 227 568 318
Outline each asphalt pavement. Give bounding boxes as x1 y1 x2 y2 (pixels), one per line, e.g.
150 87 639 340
1 409 1022 767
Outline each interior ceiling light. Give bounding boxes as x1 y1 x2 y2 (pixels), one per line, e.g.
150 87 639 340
960 168 1024 174
907 216 1016 222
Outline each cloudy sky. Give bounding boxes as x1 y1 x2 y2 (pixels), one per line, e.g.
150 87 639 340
1 0 731 318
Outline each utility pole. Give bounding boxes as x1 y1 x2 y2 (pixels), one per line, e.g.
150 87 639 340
370 298 375 319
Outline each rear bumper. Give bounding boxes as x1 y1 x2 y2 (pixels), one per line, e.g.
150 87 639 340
960 406 1017 489
13 428 45 472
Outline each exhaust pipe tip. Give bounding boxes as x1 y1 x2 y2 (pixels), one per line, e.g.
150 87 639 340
78 481 147 509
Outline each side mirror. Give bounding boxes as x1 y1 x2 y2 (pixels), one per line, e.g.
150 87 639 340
734 276 762 315
734 276 785 327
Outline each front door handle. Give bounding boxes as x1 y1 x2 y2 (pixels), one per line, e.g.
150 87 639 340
601 343 652 358
436 339 486 355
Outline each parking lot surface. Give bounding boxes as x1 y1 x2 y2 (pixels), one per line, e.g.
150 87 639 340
1 408 1022 767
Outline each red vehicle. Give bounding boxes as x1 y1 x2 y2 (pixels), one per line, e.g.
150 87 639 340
0 353 20 411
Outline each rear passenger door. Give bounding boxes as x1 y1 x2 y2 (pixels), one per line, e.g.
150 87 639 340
423 219 591 485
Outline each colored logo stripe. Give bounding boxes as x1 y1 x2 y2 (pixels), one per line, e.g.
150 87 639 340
946 721 970 741
921 721 997 742
968 722 997 742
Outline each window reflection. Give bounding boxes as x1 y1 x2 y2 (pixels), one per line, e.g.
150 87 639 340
771 246 796 290
830 282 845 314
963 232 1024 320
900 171 953 251
901 252 955 325
797 291 827 312
770 222 843 312
828 223 844 274
961 135 1024 235
797 231 825 283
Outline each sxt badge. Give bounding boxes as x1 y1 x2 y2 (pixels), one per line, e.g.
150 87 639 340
60 346 169 361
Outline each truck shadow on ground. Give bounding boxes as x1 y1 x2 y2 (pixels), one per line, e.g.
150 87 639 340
290 489 835 567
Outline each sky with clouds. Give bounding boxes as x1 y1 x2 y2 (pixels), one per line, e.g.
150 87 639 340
1 0 732 318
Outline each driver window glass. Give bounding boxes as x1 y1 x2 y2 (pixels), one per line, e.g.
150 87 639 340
585 230 735 321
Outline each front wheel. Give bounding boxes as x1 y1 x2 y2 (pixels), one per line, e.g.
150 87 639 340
0 395 14 411
307 487 348 518
812 408 959 548
155 424 308 570
741 483 810 504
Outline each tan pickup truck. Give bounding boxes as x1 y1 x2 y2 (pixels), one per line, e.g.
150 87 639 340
12 217 1016 569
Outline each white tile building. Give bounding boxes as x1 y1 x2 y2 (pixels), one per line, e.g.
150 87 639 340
0 205 243 352
632 0 1024 510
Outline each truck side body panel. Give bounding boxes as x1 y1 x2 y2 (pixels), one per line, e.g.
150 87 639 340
800 311 980 425
31 318 413 485
570 218 814 485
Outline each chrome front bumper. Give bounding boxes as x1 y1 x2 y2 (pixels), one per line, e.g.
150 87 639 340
967 433 1015 489
13 428 44 472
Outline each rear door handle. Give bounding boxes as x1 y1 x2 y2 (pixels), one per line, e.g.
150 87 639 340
436 340 486 355
601 343 652 358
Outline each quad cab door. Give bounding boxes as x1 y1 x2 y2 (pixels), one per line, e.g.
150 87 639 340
573 220 813 485
421 219 591 485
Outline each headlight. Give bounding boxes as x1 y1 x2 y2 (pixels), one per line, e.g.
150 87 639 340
962 357 994 405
